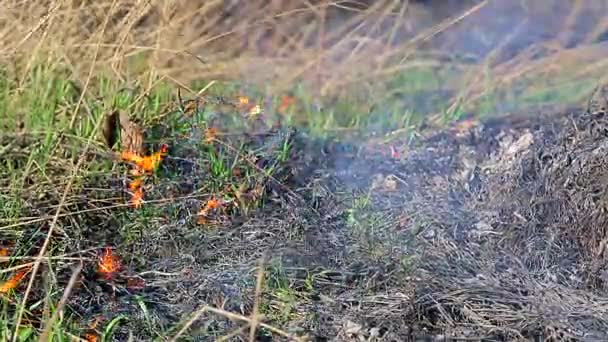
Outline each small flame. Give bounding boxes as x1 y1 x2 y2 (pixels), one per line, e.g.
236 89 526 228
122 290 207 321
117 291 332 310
83 316 103 342
237 96 250 106
247 104 262 117
120 145 168 174
84 333 98 342
119 144 168 209
120 151 144 165
128 177 143 191
0 265 32 294
196 198 221 225
129 187 144 208
206 198 219 209
97 248 120 279
277 95 296 113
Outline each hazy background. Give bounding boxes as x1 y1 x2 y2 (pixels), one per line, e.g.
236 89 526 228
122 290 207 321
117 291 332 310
3 0 608 123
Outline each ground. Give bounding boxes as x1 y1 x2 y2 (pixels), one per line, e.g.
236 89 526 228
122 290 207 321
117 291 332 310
5 88 608 341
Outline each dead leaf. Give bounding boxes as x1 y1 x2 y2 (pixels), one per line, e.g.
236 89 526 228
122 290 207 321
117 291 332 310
181 99 199 116
119 111 144 155
371 173 397 192
204 127 218 144
102 111 119 149
247 104 262 117
451 118 479 138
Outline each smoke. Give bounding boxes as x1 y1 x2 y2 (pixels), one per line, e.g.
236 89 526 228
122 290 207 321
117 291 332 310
227 1 608 115
427 1 608 61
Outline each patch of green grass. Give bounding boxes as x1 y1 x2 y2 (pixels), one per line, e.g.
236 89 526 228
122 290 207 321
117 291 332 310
261 264 314 328
346 192 372 229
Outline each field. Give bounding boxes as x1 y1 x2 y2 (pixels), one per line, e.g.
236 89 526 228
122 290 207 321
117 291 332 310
3 1 608 341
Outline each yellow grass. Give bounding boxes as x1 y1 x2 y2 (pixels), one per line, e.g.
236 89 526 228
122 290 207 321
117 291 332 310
1 0 607 112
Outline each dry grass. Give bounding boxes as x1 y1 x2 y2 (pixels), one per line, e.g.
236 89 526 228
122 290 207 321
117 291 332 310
3 0 608 340
4 0 607 109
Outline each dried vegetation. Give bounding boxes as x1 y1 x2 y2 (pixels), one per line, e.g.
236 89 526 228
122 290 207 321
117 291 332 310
3 1 608 341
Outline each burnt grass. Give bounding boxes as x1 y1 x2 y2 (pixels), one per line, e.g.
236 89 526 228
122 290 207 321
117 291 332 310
7 102 608 341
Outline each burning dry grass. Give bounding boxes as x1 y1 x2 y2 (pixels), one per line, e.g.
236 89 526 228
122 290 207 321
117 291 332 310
6 87 608 339
5 0 608 340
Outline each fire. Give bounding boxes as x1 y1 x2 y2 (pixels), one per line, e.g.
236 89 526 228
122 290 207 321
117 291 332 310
84 333 97 342
83 316 103 342
237 96 250 106
277 95 296 113
206 198 219 209
235 95 262 117
196 198 221 225
120 145 167 174
119 144 168 208
0 265 32 294
120 151 143 165
129 187 144 208
247 104 262 117
97 248 120 279
128 177 143 191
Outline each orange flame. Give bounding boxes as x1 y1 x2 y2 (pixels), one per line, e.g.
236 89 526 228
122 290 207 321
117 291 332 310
120 144 168 208
237 96 250 106
84 333 98 342
120 144 168 174
128 177 143 191
206 198 219 210
83 316 103 342
97 248 120 279
0 266 32 294
277 95 296 113
129 187 143 208
196 198 221 225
